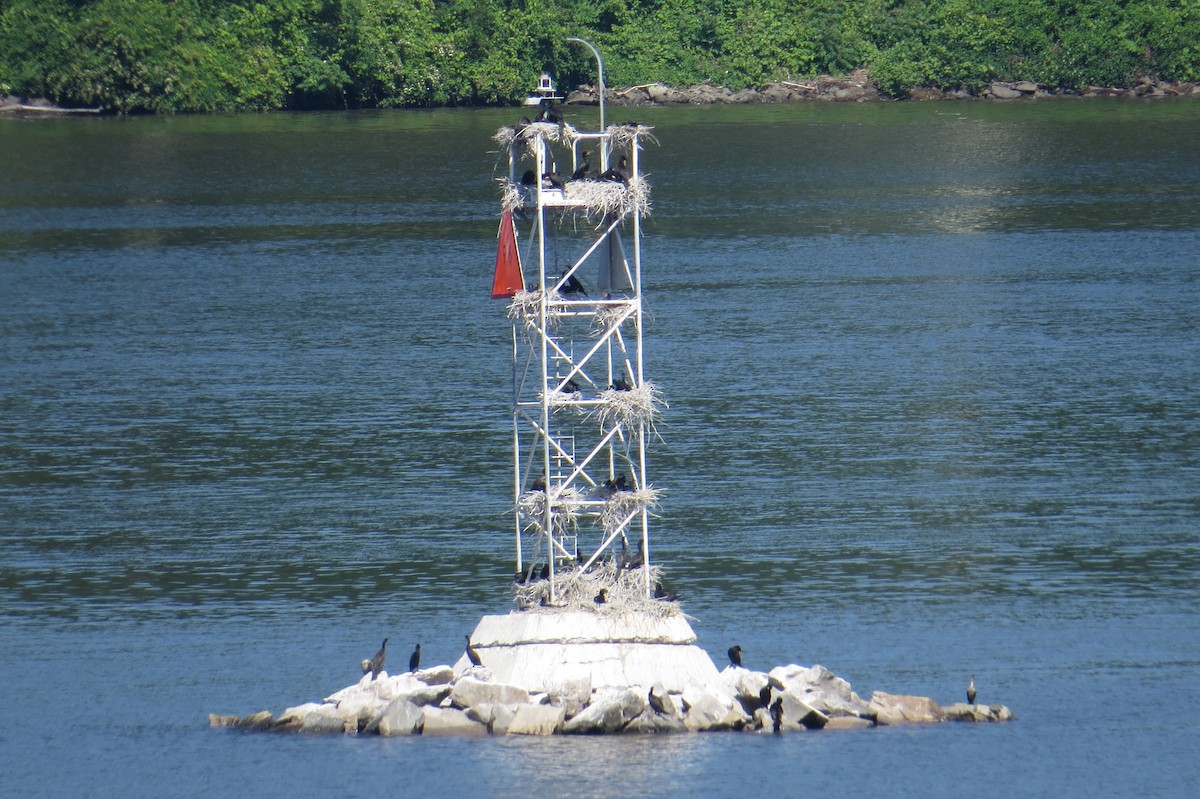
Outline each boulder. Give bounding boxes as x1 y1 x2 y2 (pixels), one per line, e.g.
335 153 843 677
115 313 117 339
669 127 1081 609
373 699 424 736
421 706 488 736
563 689 647 734
989 83 1024 99
825 716 874 730
490 703 518 734
776 692 828 731
942 702 1014 722
507 704 566 735
648 683 680 718
451 676 530 709
415 665 455 685
1014 81 1039 94
769 664 874 719
720 667 770 711
546 675 592 718
868 692 946 725
681 684 743 731
208 710 274 730
301 708 350 734
625 709 687 733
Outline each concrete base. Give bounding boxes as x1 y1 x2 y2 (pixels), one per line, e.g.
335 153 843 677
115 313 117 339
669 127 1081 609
454 610 721 693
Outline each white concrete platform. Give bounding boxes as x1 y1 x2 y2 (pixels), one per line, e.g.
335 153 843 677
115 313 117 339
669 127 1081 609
455 611 721 693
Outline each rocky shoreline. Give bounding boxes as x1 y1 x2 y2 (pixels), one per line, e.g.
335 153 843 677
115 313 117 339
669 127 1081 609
210 660 1014 736
567 70 1200 105
5 72 1198 117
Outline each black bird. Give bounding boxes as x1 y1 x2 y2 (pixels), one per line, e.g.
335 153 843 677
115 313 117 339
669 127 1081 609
770 696 784 733
363 638 387 680
603 473 629 495
560 271 587 295
759 684 772 710
653 581 678 602
570 151 591 181
465 635 483 667
727 645 743 667
543 171 566 191
513 570 528 585
610 376 632 391
594 588 608 604
539 562 550 580
562 378 580 394
599 156 629 185
648 686 670 715
531 474 547 492
967 675 976 705
520 169 536 186
409 643 421 673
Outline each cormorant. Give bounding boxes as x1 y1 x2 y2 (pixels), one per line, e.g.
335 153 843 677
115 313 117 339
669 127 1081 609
562 378 580 394
967 675 976 705
599 156 629 185
594 588 608 604
759 684 772 710
727 645 743 667
570 151 591 181
364 638 387 680
648 686 670 715
532 474 547 492
409 643 421 673
465 635 483 667
610 376 632 391
603 473 629 495
543 171 566 191
539 562 550 580
520 169 536 186
653 582 678 602
560 271 587 295
770 696 784 733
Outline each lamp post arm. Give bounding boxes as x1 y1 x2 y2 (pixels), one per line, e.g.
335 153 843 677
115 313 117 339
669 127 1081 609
566 37 605 143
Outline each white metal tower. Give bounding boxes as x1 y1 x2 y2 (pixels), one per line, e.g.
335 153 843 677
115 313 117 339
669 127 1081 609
493 96 661 604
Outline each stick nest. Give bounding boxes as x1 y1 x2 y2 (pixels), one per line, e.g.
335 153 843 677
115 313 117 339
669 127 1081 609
499 176 651 219
517 487 584 537
599 486 662 535
507 289 564 330
513 560 678 619
592 381 667 433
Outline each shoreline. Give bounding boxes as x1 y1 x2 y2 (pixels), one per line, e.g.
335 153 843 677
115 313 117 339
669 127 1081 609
5 73 1198 116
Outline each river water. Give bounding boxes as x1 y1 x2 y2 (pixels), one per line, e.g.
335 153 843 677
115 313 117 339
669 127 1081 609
2 101 1198 797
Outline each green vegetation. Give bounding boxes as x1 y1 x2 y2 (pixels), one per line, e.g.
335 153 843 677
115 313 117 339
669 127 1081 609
2 0 1198 111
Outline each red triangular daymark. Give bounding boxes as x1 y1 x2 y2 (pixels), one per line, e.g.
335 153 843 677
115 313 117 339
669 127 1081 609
491 208 524 299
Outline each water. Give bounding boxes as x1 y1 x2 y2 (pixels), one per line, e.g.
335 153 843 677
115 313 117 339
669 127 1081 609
2 101 1198 797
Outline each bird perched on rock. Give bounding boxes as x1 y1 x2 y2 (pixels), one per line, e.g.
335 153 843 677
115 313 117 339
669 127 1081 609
594 588 608 605
409 643 421 673
727 645 743 667
770 696 784 733
466 635 483 667
967 675 976 705
759 684 772 710
362 638 387 680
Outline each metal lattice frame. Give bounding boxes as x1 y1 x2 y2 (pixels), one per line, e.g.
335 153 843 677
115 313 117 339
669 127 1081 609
498 123 661 602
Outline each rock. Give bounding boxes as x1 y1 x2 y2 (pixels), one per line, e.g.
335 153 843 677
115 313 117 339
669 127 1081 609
546 675 591 718
868 692 946 725
563 688 647 734
450 676 530 709
421 706 488 736
776 692 828 730
302 708 350 734
625 709 687 733
942 702 1015 722
208 710 274 730
373 699 424 736
415 665 455 685
507 704 566 735
825 716 874 730
720 667 769 711
490 703 518 734
768 664 874 719
1014 81 1039 94
681 684 742 731
989 83 1024 99
648 683 680 718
